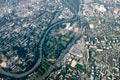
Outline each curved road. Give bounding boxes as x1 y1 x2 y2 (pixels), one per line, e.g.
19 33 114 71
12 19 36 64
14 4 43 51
0 16 79 78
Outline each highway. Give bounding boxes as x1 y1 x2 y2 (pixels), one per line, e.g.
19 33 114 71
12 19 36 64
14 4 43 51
0 16 79 78
40 32 82 80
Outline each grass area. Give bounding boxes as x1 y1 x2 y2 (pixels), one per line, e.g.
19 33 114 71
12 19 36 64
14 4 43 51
42 60 51 71
75 63 83 70
43 24 75 59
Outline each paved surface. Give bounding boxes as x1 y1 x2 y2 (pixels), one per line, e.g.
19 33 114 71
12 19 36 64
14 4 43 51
0 16 79 78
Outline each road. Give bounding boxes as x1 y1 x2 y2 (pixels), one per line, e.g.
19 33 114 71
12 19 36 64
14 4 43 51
0 16 79 78
40 29 83 80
